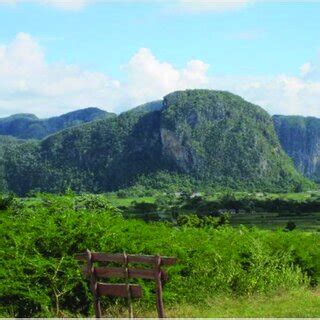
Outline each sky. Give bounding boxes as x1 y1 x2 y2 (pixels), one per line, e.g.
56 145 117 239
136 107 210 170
0 0 320 118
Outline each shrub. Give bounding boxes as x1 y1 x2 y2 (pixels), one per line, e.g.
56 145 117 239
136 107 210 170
74 194 116 212
0 193 14 210
177 214 202 228
116 190 130 198
285 221 297 231
132 201 158 213
0 194 319 317
219 211 232 226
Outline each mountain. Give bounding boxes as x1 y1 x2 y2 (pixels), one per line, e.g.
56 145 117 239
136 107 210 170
2 90 312 195
273 115 320 182
2 90 312 194
0 107 116 140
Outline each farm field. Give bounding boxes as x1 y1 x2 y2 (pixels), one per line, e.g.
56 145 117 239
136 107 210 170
106 191 320 231
0 192 319 318
230 211 320 231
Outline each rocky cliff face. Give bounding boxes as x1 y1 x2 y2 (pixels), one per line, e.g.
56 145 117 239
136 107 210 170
158 90 309 190
273 115 320 182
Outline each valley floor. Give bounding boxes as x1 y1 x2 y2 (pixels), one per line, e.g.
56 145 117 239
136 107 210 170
106 191 320 231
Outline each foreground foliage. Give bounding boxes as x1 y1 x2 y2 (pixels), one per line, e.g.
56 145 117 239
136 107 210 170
0 193 319 317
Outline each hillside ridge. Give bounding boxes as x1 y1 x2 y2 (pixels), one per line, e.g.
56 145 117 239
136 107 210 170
0 107 115 140
1 89 313 195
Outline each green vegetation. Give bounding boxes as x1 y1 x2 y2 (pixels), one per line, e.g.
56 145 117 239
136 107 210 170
1 193 319 317
124 100 163 116
1 90 315 195
1 90 319 317
107 190 320 231
274 114 320 182
138 290 320 318
160 90 312 192
0 107 115 140
0 136 24 192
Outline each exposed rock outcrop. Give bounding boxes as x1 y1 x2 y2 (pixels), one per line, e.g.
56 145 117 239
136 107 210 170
273 115 320 182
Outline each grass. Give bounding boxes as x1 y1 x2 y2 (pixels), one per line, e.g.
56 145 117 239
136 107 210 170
198 289 320 318
106 194 156 207
105 289 320 318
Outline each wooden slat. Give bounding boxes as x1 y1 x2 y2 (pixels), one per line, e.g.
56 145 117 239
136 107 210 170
86 249 102 318
75 252 176 265
128 268 159 280
97 283 142 298
81 266 161 280
155 255 165 318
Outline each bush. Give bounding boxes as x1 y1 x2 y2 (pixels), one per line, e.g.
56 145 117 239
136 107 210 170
0 193 14 210
74 194 116 212
0 194 319 317
285 221 297 231
116 190 130 199
177 214 226 228
177 214 202 228
132 201 158 213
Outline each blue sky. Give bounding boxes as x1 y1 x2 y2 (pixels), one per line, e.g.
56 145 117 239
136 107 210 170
0 0 319 117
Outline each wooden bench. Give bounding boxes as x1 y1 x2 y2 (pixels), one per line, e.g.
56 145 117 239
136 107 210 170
75 250 176 318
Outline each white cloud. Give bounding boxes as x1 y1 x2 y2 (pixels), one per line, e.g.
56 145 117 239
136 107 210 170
0 33 120 116
218 74 320 117
300 62 312 77
121 48 210 107
0 33 320 119
0 0 95 10
0 34 211 117
175 0 257 13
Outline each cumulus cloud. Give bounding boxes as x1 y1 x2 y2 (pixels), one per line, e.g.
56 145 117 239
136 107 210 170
0 33 120 116
118 49 320 117
0 34 211 117
218 74 320 117
0 33 320 118
121 48 210 107
0 0 95 10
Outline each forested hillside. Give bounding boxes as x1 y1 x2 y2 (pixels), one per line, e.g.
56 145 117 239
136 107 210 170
0 107 115 140
0 136 23 192
1 90 312 195
274 115 320 182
